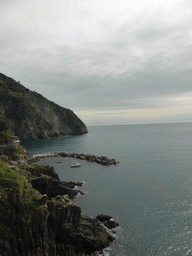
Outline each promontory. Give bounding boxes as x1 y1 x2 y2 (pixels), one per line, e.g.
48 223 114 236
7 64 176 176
0 73 88 140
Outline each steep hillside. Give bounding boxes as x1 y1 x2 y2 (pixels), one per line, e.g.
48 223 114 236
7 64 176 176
0 151 114 255
0 73 88 140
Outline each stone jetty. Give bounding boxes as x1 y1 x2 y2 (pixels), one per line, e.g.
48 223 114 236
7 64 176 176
30 152 119 166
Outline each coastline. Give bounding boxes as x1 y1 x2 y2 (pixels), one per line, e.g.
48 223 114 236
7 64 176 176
28 151 119 166
0 147 118 255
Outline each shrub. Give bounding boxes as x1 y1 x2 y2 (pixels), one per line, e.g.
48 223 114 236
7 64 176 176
0 161 19 183
0 161 41 206
8 90 22 97
0 119 8 132
3 145 17 160
0 131 10 145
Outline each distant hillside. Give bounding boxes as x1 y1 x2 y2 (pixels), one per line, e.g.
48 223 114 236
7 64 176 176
0 73 88 140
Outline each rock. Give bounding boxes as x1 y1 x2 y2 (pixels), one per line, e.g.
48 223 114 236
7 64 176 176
63 194 70 202
26 164 60 180
104 219 119 229
77 190 85 195
7 165 15 169
0 177 115 256
0 73 88 140
0 146 116 255
75 215 114 255
62 181 83 189
96 214 119 230
18 159 27 165
31 175 78 199
0 155 9 162
0 195 50 256
55 195 68 204
38 194 48 205
58 152 68 157
96 214 112 222
47 200 57 212
58 151 119 166
54 214 114 256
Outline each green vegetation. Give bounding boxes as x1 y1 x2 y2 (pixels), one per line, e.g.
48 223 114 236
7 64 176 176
4 145 21 160
0 161 18 181
0 120 10 145
0 160 41 206
18 175 42 206
0 73 25 93
8 89 22 98
0 72 87 141
0 131 10 144
0 119 8 132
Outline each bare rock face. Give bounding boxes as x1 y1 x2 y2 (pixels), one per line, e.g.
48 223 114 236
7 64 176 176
0 145 115 256
96 214 119 229
25 164 60 180
96 214 112 222
47 200 114 256
0 194 50 256
0 73 88 140
0 169 114 256
31 175 78 199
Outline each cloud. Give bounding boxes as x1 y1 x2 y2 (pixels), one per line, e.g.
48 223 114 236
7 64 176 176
75 90 192 125
0 0 192 125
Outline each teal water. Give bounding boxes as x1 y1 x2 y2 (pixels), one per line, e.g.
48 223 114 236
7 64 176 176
21 123 192 256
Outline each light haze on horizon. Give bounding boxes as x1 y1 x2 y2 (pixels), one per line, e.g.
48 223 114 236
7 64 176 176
1 0 192 126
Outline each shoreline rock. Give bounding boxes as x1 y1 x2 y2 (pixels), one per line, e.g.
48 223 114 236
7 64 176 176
0 159 116 255
29 151 119 166
96 214 119 230
0 73 88 141
0 144 118 255
29 165 116 255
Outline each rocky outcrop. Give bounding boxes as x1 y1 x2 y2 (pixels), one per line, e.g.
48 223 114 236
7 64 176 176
96 214 119 230
0 192 114 256
0 161 115 255
0 73 88 140
30 152 119 166
25 164 60 180
65 153 118 165
47 198 114 255
31 175 78 199
26 164 83 199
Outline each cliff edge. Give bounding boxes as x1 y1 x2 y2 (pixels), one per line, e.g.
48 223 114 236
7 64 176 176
0 151 114 256
0 73 88 140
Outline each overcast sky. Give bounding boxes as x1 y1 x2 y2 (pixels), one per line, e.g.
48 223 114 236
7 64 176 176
1 0 192 126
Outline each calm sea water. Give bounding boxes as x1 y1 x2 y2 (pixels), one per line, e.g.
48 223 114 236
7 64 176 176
21 123 192 256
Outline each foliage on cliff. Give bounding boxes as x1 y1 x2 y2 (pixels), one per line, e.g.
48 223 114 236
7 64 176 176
0 119 10 145
0 154 114 255
0 159 49 255
0 119 9 132
0 73 88 140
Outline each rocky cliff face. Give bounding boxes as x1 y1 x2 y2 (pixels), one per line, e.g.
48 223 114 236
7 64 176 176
0 73 88 140
0 158 114 256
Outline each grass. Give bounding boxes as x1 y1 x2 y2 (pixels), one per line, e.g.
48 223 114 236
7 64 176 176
0 160 41 206
8 90 22 98
0 161 19 181
4 145 25 160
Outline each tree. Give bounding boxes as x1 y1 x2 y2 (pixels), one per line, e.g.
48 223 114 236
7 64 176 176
0 119 9 132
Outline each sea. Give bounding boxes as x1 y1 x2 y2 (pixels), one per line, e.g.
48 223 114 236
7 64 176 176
21 122 192 256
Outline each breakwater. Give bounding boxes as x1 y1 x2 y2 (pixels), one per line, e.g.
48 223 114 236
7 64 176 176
29 152 119 166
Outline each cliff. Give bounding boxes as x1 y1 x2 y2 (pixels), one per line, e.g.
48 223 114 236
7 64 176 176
0 152 114 256
0 73 88 140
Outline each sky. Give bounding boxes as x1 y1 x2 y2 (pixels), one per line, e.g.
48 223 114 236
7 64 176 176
1 0 192 126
